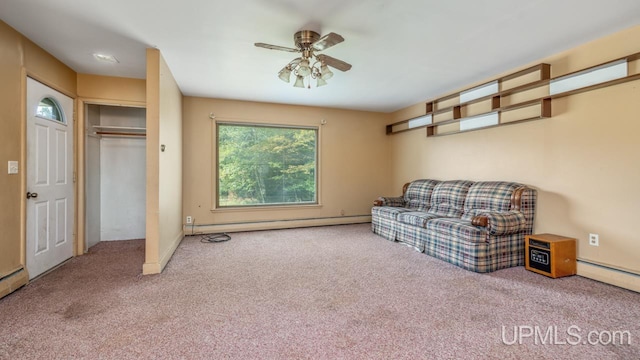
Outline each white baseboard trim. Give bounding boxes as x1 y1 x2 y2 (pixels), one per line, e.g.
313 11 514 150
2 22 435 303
185 215 371 235
142 262 160 275
0 267 29 299
577 259 640 293
143 230 184 275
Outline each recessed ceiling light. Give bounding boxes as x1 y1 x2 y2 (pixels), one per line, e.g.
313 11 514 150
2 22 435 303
93 53 119 63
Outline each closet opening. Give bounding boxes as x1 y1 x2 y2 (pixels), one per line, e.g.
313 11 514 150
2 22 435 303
84 104 146 250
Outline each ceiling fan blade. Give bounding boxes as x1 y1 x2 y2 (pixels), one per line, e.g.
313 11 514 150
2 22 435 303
316 54 352 72
254 43 300 53
312 32 344 51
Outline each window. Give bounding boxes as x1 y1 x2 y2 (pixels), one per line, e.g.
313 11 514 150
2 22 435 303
217 123 318 207
36 97 64 123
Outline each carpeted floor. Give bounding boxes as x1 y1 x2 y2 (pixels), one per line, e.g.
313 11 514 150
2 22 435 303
0 224 638 359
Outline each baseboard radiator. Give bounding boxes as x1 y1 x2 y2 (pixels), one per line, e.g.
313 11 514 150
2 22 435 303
0 267 29 299
185 215 371 235
577 259 640 293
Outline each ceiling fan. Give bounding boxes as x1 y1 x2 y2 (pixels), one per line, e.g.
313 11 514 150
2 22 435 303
255 30 352 88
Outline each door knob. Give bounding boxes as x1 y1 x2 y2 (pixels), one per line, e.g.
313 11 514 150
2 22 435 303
26 192 38 199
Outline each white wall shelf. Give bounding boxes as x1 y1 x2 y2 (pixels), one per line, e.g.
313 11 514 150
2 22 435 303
386 51 640 137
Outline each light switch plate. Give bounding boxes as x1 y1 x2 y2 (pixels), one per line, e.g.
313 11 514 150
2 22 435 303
8 161 18 175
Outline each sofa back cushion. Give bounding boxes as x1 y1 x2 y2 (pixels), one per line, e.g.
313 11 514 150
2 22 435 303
461 181 523 220
426 180 474 217
404 179 440 210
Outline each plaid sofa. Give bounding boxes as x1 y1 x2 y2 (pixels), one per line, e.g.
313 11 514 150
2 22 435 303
372 179 537 273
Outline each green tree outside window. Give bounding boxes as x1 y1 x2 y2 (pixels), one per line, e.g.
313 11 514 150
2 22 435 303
217 123 317 207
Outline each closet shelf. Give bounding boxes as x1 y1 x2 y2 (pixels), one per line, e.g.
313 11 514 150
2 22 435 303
92 125 146 137
93 125 146 131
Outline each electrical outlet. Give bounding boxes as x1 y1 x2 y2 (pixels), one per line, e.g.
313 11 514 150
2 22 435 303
186 216 192 224
589 233 599 247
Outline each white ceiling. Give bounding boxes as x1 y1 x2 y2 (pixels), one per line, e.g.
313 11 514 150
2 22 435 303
1 0 640 112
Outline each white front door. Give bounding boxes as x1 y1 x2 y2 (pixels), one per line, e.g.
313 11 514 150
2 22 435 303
26 77 75 279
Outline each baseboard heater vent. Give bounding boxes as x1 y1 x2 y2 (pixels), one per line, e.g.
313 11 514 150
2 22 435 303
577 259 640 277
577 259 640 293
186 215 371 234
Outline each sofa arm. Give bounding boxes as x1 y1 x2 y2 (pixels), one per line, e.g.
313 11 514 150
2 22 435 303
472 211 527 235
373 182 412 207
373 196 405 207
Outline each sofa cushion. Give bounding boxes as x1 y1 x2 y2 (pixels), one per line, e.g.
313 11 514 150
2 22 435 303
462 181 522 220
397 211 442 228
404 179 440 210
426 218 488 243
427 180 474 218
372 206 413 220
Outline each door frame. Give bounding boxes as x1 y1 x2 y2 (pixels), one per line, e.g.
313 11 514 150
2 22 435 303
76 98 146 254
20 70 78 269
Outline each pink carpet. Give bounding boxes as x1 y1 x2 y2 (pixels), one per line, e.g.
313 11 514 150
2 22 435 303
1 224 638 359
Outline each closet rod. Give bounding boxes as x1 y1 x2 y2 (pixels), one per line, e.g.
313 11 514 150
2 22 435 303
96 131 146 137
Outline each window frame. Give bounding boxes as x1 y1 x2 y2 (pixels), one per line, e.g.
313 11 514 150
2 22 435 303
35 96 66 124
214 121 320 209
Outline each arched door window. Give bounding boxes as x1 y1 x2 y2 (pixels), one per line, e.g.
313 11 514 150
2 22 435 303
36 97 65 123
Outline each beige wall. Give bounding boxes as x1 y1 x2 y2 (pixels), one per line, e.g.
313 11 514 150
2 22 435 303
389 25 640 289
77 74 145 104
0 20 76 295
22 39 76 97
182 97 392 231
0 21 24 281
143 49 183 274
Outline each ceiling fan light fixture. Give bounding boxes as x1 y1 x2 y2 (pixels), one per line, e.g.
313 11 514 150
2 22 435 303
297 59 311 76
320 64 333 80
293 75 305 88
278 67 292 83
255 30 351 89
